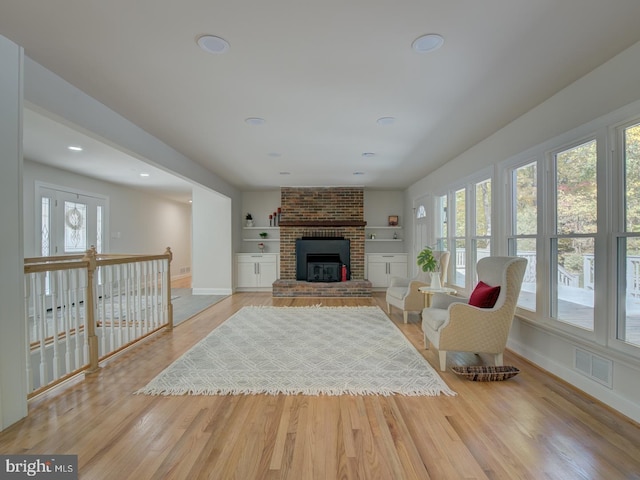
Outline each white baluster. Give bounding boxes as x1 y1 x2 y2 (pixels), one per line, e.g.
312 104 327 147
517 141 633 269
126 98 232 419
24 275 34 392
51 270 61 380
70 268 82 369
160 258 168 325
136 262 143 336
106 265 116 351
62 269 72 375
37 272 48 387
152 260 159 329
98 271 107 357
116 263 125 347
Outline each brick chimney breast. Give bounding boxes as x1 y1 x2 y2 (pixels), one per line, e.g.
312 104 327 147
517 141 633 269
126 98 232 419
278 187 366 281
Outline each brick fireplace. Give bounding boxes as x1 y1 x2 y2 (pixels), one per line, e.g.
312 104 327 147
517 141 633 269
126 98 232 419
272 187 372 297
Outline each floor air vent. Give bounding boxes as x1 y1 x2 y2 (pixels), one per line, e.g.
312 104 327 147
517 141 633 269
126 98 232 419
574 348 613 389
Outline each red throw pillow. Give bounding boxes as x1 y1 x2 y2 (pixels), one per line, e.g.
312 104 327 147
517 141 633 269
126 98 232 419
469 281 501 308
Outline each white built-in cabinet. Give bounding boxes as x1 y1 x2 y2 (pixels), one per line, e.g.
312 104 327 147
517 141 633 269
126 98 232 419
365 253 408 288
236 253 279 291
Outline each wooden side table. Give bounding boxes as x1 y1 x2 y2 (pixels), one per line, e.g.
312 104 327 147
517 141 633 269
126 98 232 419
418 286 457 308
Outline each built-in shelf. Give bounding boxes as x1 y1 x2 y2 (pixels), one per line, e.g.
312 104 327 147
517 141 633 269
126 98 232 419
365 225 402 229
243 226 280 241
366 238 403 242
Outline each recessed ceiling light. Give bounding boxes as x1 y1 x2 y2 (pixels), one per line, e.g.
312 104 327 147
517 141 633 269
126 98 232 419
196 35 230 54
245 117 266 126
68 145 83 151
412 34 444 53
279 171 291 175
376 116 396 126
353 171 365 176
268 152 282 157
140 173 150 177
362 152 376 158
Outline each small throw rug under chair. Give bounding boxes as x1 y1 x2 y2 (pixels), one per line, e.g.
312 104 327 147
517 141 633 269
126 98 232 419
136 306 455 396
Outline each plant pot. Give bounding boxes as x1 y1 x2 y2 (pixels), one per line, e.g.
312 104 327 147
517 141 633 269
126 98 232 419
430 273 441 289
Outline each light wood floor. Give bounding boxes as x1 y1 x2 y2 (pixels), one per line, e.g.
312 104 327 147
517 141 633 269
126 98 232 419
2 293 640 479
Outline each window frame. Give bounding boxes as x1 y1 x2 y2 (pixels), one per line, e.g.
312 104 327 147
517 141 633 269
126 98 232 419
433 168 494 293
506 157 539 315
611 117 640 355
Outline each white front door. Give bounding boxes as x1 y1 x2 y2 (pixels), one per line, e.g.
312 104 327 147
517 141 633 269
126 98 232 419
38 185 108 256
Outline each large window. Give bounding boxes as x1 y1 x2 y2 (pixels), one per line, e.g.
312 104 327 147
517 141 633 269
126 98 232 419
474 179 492 266
550 139 597 331
617 121 640 348
508 161 537 310
438 177 492 290
453 188 466 287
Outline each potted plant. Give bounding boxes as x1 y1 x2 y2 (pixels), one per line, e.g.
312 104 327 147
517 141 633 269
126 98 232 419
245 213 254 227
417 246 441 289
259 232 268 239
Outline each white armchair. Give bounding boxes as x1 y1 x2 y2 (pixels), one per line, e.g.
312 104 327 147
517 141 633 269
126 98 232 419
386 251 450 323
422 256 527 371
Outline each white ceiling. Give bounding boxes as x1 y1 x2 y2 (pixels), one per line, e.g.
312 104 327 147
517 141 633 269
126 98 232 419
22 108 195 203
3 0 640 195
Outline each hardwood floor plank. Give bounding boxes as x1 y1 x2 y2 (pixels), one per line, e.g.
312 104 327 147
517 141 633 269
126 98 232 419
1 292 639 479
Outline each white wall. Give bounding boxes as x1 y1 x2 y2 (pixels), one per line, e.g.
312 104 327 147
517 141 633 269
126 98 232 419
363 190 404 226
0 35 27 430
23 160 192 276
242 190 282 228
192 185 233 295
406 40 640 423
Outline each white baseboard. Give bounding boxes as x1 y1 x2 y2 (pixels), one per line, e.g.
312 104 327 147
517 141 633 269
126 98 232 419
191 287 232 296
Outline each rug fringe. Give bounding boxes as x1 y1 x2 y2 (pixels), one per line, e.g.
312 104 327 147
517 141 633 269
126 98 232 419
247 305 380 311
135 386 456 397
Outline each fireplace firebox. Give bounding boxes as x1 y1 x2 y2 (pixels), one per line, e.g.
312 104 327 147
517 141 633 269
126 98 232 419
307 254 341 282
296 237 350 282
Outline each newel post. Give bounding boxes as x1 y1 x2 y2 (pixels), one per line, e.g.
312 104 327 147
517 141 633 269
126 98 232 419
165 247 174 331
84 247 100 373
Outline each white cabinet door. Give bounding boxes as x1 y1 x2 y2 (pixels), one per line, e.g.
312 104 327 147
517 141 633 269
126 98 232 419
257 260 277 287
367 261 389 288
388 260 408 279
237 260 258 288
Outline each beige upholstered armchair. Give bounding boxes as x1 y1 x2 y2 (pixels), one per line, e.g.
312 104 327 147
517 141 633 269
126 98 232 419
386 251 450 324
422 256 527 371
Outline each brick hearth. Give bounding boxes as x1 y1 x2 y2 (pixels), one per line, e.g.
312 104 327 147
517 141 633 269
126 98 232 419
272 279 372 297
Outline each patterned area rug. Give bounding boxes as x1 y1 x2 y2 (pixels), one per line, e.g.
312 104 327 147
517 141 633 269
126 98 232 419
136 306 456 396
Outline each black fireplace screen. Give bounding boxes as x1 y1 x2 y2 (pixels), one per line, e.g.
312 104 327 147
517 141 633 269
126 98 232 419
295 237 350 282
